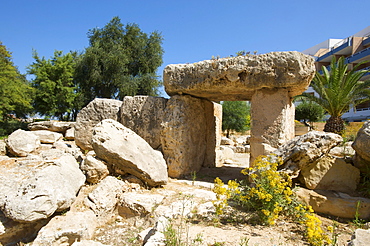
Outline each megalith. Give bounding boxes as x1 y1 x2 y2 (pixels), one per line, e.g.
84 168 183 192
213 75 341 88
164 51 315 165
75 98 122 151
161 95 222 177
118 96 168 150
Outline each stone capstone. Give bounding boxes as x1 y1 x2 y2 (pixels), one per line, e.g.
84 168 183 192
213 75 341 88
0 153 85 222
163 51 315 101
274 131 343 178
118 96 168 150
6 129 40 157
299 156 360 193
92 119 168 187
75 98 122 151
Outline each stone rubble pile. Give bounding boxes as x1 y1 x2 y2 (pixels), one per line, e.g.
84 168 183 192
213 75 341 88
273 129 370 222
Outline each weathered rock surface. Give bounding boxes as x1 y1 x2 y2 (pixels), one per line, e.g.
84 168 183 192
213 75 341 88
64 127 75 140
221 137 234 145
250 88 294 163
28 120 75 134
0 210 49 246
330 141 355 157
352 120 370 171
72 240 111 246
31 210 98 246
296 188 370 219
0 140 6 156
80 152 109 184
119 192 165 218
161 95 207 177
85 176 129 220
6 129 40 157
75 98 122 151
92 119 168 187
31 130 63 144
163 51 315 101
0 153 85 222
274 131 343 177
220 146 234 160
299 156 360 193
349 229 370 246
119 96 167 150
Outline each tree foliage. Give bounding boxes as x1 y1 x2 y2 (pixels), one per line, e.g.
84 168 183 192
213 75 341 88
295 100 325 128
28 50 78 121
74 16 164 105
300 57 370 134
222 101 250 137
0 41 33 121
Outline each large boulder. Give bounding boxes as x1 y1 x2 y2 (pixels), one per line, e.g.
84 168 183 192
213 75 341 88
274 131 343 177
92 119 168 187
163 51 315 101
296 188 370 219
6 129 40 157
75 98 122 151
118 96 168 150
352 120 370 171
0 153 85 222
0 210 49 246
31 210 97 246
299 156 360 193
28 121 75 134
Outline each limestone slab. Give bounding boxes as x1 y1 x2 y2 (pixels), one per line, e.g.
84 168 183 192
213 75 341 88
92 119 168 187
75 98 122 151
163 51 315 101
119 96 167 150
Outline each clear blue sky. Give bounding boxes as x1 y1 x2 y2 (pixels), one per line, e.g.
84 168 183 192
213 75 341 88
1 0 370 96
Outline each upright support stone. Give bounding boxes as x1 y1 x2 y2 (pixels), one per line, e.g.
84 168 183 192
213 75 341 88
161 95 220 177
203 101 223 168
250 88 295 164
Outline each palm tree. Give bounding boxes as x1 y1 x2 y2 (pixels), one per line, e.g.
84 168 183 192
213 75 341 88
301 56 370 134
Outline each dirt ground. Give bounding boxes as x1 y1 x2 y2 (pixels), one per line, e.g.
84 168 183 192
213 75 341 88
93 152 356 246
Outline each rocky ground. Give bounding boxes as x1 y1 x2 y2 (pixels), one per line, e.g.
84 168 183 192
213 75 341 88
90 153 355 246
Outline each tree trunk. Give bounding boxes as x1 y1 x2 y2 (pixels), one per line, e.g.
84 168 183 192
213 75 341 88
324 116 344 134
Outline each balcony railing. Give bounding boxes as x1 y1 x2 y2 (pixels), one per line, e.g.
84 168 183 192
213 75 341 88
346 47 370 63
317 37 352 62
363 37 370 46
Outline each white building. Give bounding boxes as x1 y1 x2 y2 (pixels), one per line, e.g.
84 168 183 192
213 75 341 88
302 26 370 122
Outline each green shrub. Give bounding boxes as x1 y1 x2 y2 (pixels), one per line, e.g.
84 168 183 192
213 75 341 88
0 119 28 137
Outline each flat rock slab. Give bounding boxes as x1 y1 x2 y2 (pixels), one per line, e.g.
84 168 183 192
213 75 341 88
164 51 315 101
296 188 370 219
92 119 168 187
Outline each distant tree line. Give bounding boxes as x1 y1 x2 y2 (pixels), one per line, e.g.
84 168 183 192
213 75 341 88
0 16 164 126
